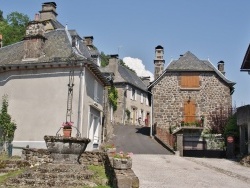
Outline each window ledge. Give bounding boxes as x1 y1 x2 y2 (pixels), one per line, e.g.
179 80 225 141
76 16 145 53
180 87 201 91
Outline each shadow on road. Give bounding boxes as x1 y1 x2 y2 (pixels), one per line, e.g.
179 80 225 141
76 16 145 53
135 127 150 136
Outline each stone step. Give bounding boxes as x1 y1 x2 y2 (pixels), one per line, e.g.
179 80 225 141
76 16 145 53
1 163 97 188
3 178 97 188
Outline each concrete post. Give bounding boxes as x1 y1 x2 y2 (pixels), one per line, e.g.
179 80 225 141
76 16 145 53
176 134 183 156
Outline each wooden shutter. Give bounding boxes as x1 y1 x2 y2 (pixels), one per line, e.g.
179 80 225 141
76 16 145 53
181 73 199 88
184 101 196 123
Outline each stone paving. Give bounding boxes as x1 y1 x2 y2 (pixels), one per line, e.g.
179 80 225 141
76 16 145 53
132 154 250 188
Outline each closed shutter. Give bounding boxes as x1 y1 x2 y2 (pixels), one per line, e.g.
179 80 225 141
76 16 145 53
181 73 199 88
184 101 196 123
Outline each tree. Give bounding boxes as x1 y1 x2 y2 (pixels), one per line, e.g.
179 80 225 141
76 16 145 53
0 10 3 21
208 105 232 134
0 10 30 46
0 95 17 146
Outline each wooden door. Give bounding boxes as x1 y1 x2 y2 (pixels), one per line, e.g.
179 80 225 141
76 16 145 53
184 101 196 123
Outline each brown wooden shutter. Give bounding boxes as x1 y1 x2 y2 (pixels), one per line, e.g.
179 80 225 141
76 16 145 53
184 101 196 123
181 73 199 88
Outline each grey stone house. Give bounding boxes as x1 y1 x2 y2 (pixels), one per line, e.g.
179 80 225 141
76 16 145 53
0 2 110 154
237 44 250 155
149 45 235 133
100 55 151 126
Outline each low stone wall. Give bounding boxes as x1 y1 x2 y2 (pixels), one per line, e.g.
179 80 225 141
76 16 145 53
21 147 53 166
21 148 139 188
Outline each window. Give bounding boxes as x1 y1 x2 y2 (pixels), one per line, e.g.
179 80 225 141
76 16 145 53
145 94 149 106
180 73 200 88
131 88 136 101
94 80 99 102
140 92 143 103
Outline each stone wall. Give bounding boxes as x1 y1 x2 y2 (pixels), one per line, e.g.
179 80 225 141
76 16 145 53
22 148 139 188
152 72 232 131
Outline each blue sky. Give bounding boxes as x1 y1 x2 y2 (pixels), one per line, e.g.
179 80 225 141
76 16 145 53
1 0 250 107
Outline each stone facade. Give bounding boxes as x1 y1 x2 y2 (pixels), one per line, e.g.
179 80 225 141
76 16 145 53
152 72 232 130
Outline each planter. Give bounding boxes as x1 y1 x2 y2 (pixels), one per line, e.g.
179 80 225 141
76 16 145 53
105 148 116 153
113 157 132 170
63 128 72 137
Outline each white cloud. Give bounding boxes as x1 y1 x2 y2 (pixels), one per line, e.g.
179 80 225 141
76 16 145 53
123 57 154 81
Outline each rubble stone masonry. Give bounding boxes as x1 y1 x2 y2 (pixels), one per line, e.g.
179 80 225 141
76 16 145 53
152 72 232 131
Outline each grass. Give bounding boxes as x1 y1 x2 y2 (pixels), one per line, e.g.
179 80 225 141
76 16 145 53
86 165 111 188
0 169 24 184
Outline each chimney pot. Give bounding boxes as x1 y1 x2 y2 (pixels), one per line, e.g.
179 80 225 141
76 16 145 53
218 61 225 75
34 13 40 21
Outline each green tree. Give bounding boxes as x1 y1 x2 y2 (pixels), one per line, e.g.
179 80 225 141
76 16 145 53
224 114 238 138
0 10 3 21
0 95 17 144
0 10 30 46
108 86 118 111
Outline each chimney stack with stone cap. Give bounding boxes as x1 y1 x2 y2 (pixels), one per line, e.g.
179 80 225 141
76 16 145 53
218 61 225 75
154 45 165 79
23 14 46 60
83 36 94 47
39 2 57 21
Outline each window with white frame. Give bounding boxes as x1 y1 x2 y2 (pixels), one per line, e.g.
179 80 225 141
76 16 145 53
146 95 149 106
140 92 143 103
94 80 99 102
131 88 136 101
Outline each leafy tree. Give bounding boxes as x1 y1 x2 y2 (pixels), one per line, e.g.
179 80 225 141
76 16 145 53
0 95 17 144
108 86 118 111
0 10 30 46
100 52 109 67
208 105 232 134
224 114 239 138
0 10 3 21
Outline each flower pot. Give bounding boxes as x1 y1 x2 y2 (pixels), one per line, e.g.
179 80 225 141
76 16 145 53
113 157 132 170
105 147 116 153
63 128 72 137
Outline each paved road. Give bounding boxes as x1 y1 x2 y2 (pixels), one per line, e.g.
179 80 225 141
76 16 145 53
111 124 173 154
111 124 250 188
132 154 250 188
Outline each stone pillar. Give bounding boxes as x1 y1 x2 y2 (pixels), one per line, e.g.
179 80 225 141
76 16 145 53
176 134 183 156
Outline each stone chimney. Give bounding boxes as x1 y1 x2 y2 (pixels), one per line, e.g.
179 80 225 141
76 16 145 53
154 45 165 79
83 36 94 47
0 34 2 48
39 2 57 21
23 14 46 60
108 54 119 75
218 61 225 75
141 76 151 86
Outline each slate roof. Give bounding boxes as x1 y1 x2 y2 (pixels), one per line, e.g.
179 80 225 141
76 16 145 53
149 51 235 88
0 28 109 86
0 29 92 65
100 62 148 91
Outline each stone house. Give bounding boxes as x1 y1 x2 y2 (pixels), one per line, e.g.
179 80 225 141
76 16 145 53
149 45 235 133
100 55 151 126
0 2 110 154
237 45 250 155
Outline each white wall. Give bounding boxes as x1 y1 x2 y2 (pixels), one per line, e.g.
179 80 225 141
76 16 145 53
0 66 104 154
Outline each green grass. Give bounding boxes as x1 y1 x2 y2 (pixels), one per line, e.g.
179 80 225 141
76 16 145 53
86 165 111 188
0 169 24 184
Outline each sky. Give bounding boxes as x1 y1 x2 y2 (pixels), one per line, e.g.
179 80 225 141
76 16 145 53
1 0 250 107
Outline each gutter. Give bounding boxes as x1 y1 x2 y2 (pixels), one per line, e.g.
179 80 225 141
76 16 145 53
77 65 85 136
